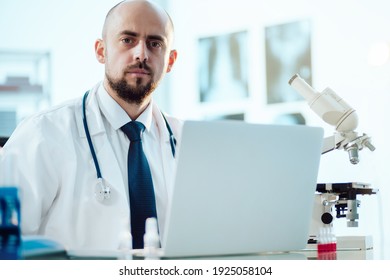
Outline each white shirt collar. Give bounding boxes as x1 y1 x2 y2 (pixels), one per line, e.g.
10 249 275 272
97 83 154 132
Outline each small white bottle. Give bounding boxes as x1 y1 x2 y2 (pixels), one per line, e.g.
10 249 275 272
118 217 133 260
143 217 160 260
118 230 133 260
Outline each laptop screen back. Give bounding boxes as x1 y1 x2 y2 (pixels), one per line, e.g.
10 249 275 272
162 120 323 258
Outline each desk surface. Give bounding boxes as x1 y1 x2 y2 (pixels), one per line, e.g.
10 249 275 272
20 236 375 260
63 249 374 260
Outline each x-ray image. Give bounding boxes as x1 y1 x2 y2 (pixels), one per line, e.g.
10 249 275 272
265 20 312 104
198 31 249 103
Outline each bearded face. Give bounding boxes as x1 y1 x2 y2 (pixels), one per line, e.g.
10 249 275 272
106 61 157 105
97 1 177 106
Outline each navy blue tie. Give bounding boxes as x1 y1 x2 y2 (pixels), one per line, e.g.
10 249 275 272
121 121 157 249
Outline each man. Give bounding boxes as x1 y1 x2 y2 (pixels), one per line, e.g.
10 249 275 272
0 0 181 251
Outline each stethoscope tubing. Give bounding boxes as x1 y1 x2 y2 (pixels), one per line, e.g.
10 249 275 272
82 90 176 182
82 91 103 179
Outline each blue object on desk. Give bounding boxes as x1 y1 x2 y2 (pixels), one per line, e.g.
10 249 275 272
21 236 68 259
1 187 68 259
0 187 21 260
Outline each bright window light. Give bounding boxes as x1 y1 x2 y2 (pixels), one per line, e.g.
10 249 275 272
367 42 390 66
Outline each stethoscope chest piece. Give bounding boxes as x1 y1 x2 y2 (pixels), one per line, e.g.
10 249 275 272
83 90 176 203
95 178 111 202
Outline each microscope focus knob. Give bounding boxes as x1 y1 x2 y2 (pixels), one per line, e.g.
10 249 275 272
321 212 333 224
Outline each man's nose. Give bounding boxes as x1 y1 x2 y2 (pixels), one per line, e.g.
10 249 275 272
134 41 149 62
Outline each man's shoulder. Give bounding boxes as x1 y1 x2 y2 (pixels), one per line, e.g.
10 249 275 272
11 97 82 143
164 114 183 128
28 97 81 123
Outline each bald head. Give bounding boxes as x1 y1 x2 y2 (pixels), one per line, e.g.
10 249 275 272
94 0 178 115
102 0 174 42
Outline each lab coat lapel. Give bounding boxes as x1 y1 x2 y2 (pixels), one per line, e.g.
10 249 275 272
76 87 127 202
152 103 177 200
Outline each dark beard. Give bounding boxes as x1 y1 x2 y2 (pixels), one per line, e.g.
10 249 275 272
106 71 155 105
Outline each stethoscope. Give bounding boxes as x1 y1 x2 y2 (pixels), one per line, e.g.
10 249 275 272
82 91 176 202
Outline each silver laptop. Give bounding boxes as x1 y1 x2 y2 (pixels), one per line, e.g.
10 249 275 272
162 120 323 258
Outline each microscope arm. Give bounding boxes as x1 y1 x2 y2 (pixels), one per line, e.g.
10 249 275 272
322 134 346 154
321 131 375 164
288 74 375 164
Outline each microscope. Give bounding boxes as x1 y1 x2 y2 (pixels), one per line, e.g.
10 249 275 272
289 74 378 251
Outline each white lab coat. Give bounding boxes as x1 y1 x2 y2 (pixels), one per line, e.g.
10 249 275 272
0 83 183 251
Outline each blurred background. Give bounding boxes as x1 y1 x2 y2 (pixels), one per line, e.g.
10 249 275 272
1 0 389 258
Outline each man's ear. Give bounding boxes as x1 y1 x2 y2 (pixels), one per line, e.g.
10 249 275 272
95 39 106 64
166 50 177 73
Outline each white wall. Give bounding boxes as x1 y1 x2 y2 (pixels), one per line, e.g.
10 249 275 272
1 0 389 258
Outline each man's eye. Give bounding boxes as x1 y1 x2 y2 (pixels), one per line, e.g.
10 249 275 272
149 41 162 48
122 38 133 44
